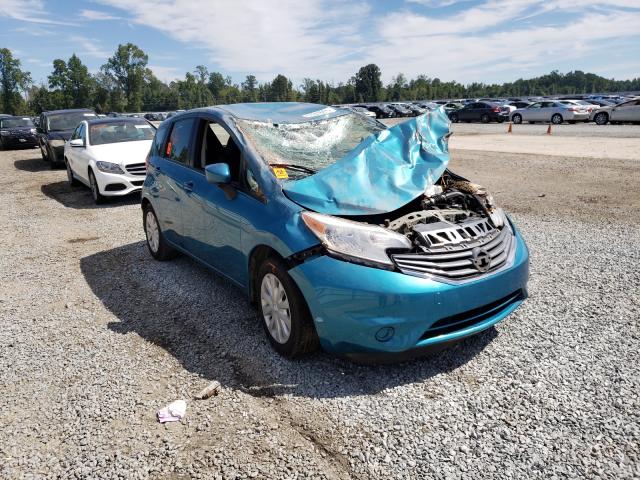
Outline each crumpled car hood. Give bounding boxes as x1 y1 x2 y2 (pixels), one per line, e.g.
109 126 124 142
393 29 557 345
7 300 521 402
282 108 451 216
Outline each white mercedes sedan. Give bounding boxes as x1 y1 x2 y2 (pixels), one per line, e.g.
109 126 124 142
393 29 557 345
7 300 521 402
64 117 156 204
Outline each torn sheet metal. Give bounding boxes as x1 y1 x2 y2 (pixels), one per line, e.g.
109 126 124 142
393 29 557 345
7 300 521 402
282 108 451 216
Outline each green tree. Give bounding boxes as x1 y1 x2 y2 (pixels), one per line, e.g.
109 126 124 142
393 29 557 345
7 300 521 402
269 74 294 102
241 74 258 102
0 48 32 115
101 43 148 112
354 64 383 102
47 54 93 109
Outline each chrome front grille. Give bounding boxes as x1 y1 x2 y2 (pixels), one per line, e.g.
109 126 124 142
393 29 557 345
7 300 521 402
392 224 514 281
125 162 146 175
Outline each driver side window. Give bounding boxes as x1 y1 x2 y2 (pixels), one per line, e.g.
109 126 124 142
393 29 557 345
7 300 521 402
196 120 241 183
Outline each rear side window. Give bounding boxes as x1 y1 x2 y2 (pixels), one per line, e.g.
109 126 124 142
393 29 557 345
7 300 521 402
151 121 170 157
163 118 197 165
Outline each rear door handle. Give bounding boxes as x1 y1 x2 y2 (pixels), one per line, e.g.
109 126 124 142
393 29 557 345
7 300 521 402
183 181 194 192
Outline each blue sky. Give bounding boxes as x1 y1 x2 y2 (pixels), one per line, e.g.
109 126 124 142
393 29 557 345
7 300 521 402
1 0 639 87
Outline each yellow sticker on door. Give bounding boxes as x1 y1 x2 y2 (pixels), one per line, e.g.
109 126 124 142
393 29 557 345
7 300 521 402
273 167 289 179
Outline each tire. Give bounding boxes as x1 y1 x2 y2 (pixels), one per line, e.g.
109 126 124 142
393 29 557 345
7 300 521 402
257 257 319 358
88 169 105 205
512 114 523 124
551 113 563 125
143 204 177 261
65 158 80 186
449 113 459 123
48 146 60 169
594 112 609 125
480 114 490 123
39 142 49 161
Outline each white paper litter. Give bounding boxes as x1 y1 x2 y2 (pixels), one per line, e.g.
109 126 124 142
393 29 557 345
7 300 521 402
157 399 187 423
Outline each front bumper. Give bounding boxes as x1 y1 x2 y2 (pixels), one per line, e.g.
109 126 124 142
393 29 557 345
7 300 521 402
2 135 37 148
289 227 529 357
95 170 146 197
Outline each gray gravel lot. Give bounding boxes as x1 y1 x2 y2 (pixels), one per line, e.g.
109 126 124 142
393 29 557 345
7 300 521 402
0 141 639 479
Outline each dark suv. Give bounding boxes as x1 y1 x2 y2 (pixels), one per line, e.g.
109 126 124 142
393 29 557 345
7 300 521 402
0 116 38 150
37 109 96 167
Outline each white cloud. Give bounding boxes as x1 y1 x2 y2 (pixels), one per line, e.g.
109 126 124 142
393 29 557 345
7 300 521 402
97 0 370 81
94 0 640 84
79 9 122 21
149 65 182 83
0 0 73 25
69 36 111 59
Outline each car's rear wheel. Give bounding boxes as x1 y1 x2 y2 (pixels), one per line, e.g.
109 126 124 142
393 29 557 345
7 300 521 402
512 114 522 124
551 113 563 124
480 113 490 123
594 112 609 125
449 113 459 123
65 158 79 186
88 170 105 205
257 257 319 358
143 204 177 261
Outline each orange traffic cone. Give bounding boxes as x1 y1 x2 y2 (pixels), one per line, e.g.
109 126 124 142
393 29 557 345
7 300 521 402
546 124 552 135
507 122 512 133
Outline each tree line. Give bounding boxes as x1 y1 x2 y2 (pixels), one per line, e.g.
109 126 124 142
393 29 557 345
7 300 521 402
1 45 639 116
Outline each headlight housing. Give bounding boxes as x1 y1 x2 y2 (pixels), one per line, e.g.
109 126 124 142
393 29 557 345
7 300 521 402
30 128 37 134
96 161 124 174
49 139 65 147
0 131 8 136
301 211 411 269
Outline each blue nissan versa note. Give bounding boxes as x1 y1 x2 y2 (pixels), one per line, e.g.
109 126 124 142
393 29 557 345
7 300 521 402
142 103 529 361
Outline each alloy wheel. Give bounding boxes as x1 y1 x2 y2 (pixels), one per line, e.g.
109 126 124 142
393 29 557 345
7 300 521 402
260 273 291 344
90 173 98 201
145 210 160 254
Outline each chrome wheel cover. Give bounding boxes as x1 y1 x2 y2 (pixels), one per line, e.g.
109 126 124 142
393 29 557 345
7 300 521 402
145 211 160 253
260 273 291 344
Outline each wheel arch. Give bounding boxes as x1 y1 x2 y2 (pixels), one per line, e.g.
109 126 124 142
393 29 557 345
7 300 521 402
247 245 285 305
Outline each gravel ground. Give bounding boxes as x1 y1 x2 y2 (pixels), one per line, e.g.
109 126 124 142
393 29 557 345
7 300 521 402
1 143 639 479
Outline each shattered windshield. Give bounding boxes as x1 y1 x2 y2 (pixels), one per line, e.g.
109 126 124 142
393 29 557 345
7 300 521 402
237 113 385 179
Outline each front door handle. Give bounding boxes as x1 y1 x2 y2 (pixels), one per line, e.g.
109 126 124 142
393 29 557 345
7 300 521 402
183 181 194 193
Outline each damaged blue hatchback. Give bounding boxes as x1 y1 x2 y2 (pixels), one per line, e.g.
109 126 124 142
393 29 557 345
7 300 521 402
142 103 529 361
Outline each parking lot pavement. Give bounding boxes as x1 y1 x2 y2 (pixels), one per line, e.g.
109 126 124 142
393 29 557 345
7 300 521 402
1 146 639 479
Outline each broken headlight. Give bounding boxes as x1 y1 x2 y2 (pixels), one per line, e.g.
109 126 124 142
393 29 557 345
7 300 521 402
301 211 411 269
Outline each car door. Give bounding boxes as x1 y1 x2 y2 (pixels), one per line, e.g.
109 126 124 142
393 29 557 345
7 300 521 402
610 100 640 121
73 123 93 183
148 117 198 246
179 117 252 285
66 124 83 178
457 104 472 120
526 102 544 121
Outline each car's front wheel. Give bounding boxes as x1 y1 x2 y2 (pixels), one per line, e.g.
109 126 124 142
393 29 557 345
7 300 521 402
143 204 177 261
551 113 563 124
449 113 459 123
88 169 105 205
40 143 49 161
512 114 522 124
257 257 319 358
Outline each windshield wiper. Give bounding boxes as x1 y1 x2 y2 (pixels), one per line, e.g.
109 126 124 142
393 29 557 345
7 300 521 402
269 163 317 174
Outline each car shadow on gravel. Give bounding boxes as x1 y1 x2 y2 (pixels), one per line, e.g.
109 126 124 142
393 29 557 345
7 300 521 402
81 241 496 399
13 157 50 172
41 181 140 209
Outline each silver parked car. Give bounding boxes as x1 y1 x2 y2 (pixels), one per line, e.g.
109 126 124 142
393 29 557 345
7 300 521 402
591 98 640 125
509 100 590 124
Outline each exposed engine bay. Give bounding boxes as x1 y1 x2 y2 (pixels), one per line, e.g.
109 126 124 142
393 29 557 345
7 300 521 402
377 171 515 280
